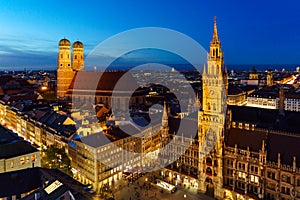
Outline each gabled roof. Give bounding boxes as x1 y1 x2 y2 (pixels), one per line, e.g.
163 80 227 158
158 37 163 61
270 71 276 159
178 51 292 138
26 109 77 138
0 167 42 197
2 92 39 104
68 71 139 91
267 132 300 166
228 84 244 95
225 128 267 152
0 167 90 199
0 140 38 159
0 126 21 144
0 125 38 159
229 105 300 133
228 105 300 166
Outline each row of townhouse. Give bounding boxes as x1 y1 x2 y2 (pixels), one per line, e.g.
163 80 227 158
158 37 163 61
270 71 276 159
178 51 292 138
0 93 77 149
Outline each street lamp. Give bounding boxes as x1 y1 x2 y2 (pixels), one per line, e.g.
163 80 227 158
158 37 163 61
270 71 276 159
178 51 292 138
184 194 187 198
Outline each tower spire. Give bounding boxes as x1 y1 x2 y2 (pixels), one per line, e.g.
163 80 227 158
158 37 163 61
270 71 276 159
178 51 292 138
162 100 168 128
211 16 220 44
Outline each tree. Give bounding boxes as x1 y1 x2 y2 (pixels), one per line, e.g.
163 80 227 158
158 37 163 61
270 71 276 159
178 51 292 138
41 145 72 176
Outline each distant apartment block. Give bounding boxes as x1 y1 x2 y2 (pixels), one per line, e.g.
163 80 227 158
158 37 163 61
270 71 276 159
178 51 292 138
246 85 300 112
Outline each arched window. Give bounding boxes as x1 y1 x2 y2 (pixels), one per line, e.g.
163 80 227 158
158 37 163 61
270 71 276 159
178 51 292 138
206 157 212 166
75 55 77 59
206 167 212 176
61 54 63 59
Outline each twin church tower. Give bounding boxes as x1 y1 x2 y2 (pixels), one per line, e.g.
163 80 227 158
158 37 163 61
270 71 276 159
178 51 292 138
57 39 84 98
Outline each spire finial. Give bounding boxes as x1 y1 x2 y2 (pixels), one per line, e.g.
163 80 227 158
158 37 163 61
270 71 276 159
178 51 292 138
162 100 168 128
211 16 219 44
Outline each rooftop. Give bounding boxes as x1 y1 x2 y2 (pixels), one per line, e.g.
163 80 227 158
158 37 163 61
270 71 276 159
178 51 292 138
0 167 90 199
0 125 38 159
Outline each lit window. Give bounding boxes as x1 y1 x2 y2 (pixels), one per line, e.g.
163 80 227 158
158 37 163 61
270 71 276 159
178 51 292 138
255 176 259 183
32 154 36 162
20 157 25 165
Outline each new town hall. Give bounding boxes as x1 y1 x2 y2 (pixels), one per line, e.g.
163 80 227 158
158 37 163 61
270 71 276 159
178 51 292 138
58 18 300 200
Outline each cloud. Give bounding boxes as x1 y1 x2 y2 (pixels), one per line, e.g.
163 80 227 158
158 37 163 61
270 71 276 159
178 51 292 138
0 35 59 70
0 44 57 70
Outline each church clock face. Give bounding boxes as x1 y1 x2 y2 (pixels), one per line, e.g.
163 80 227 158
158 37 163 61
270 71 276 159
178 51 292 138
210 89 215 96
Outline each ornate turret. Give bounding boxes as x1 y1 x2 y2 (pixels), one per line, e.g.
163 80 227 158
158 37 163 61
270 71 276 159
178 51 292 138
211 16 220 45
72 41 84 71
58 38 71 69
57 38 74 99
208 16 223 75
162 100 168 128
161 100 169 144
59 38 71 46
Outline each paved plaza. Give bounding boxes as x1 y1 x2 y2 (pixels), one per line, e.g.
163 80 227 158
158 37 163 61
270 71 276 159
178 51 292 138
104 172 216 200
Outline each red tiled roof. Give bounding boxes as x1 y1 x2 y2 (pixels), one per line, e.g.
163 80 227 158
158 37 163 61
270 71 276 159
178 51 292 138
69 71 139 91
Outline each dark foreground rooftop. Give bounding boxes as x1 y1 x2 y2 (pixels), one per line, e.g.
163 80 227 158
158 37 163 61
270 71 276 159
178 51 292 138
0 167 93 199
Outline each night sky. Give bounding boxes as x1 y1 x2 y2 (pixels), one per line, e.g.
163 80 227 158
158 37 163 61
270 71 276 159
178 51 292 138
1 0 300 70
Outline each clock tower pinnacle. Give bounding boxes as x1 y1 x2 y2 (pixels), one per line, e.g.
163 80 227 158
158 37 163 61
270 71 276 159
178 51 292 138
197 17 228 198
202 16 227 114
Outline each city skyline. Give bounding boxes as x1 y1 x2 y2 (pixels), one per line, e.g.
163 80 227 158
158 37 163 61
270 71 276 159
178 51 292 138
0 6 300 199
1 0 300 70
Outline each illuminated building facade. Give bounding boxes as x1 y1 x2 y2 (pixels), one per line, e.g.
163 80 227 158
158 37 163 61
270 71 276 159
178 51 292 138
197 16 227 198
162 17 227 199
247 85 300 112
227 85 247 106
68 122 163 192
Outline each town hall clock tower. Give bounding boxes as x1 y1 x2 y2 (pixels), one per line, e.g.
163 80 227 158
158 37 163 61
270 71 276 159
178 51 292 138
198 17 228 199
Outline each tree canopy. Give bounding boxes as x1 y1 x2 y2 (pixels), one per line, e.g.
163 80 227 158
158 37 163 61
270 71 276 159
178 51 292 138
41 145 72 176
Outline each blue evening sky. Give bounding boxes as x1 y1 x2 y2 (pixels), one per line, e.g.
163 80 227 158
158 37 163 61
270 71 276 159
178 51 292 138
0 0 300 70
